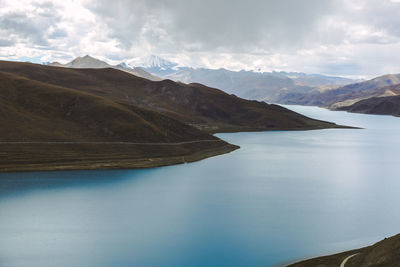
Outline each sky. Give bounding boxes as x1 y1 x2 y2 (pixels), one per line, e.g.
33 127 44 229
1 0 400 78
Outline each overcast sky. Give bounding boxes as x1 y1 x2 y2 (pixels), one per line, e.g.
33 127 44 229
1 0 400 78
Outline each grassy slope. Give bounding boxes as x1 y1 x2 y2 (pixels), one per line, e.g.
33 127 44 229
0 71 236 172
0 61 341 133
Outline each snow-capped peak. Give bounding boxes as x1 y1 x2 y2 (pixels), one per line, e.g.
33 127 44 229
116 62 133 70
141 55 178 69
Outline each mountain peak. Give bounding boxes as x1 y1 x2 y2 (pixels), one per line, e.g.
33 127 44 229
67 55 110 68
116 62 132 70
141 55 178 69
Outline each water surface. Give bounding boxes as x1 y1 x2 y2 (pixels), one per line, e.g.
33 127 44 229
0 106 399 267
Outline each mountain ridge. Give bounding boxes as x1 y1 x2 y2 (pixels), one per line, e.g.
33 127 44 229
48 55 161 81
337 94 400 117
47 55 358 105
1 60 344 133
0 60 348 172
279 73 400 108
133 55 355 102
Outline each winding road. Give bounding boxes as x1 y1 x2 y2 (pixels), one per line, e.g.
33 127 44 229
340 253 359 267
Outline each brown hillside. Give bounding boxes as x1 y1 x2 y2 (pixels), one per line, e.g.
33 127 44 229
338 95 400 117
0 71 215 142
0 61 341 133
0 70 236 172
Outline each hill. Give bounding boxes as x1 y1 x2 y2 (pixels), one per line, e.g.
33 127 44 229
337 94 400 117
288 233 400 267
0 60 347 172
0 61 344 134
281 74 400 108
0 70 236 172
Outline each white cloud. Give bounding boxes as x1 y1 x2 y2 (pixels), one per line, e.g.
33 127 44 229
1 0 400 78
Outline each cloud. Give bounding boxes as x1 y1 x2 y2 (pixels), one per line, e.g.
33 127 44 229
0 2 63 47
86 0 339 53
0 39 15 47
1 0 400 77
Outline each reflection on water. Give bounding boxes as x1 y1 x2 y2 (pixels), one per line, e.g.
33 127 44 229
0 106 399 267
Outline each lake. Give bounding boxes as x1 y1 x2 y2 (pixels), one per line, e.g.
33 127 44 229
0 106 399 267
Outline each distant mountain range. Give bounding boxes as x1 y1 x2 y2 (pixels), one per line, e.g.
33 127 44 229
282 73 400 106
136 55 356 103
48 55 356 103
133 55 400 118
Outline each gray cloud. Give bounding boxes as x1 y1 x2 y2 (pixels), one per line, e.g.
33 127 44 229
351 0 400 39
0 2 64 47
2 0 400 77
87 0 339 53
0 38 15 47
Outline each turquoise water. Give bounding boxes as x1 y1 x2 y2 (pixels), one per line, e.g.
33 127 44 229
0 106 399 267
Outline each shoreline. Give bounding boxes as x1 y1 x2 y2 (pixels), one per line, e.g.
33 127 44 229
0 142 239 173
0 123 355 173
0 122 354 173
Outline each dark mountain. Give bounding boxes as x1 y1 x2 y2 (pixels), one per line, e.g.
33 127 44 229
0 71 214 142
0 61 343 134
0 60 348 172
288 233 400 267
337 94 400 116
281 74 400 108
0 66 237 172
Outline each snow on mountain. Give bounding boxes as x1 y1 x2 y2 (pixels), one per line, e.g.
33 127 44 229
116 62 134 70
141 55 178 69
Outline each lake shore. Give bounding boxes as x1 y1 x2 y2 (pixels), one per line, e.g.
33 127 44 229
0 141 239 173
1 106 399 266
0 122 354 173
